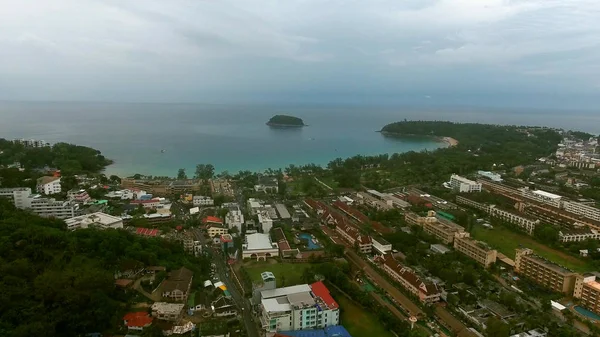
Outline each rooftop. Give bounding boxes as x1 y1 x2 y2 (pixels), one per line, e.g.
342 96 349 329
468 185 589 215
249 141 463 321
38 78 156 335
532 190 562 200
37 176 60 185
524 253 574 275
203 216 223 224
64 212 122 229
311 281 339 309
244 233 276 250
261 284 312 299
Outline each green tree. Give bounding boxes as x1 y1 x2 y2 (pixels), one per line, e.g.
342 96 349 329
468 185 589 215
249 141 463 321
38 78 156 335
177 168 187 180
486 317 510 337
194 164 215 180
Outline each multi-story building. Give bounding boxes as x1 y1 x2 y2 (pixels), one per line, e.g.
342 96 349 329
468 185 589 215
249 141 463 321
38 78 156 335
259 282 339 333
489 206 539 235
225 208 244 231
453 232 497 268
258 210 273 233
563 201 600 222
406 211 465 244
0 187 33 209
450 174 482 193
335 223 372 254
151 302 184 321
242 233 279 260
254 177 279 193
64 212 123 230
193 195 214 207
12 138 49 148
478 171 503 182
67 189 91 203
37 176 61 195
372 236 392 255
378 254 441 303
515 248 577 293
574 274 600 316
29 197 78 219
520 189 562 208
455 196 491 212
559 227 600 242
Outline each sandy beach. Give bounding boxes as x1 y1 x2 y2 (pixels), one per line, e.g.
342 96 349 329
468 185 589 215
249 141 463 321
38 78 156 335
442 137 459 147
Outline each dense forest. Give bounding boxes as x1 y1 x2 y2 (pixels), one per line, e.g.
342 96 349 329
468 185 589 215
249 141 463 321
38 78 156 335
266 114 305 126
0 139 113 175
0 199 210 337
325 121 562 189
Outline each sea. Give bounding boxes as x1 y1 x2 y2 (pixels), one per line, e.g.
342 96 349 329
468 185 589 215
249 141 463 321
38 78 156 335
0 101 598 177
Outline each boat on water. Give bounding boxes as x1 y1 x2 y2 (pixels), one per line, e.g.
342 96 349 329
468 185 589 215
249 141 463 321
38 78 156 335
161 149 166 153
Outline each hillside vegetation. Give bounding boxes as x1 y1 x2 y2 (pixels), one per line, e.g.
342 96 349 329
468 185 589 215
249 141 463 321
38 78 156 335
266 114 305 126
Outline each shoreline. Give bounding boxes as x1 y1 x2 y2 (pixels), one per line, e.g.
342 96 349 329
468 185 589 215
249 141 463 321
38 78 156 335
379 130 459 147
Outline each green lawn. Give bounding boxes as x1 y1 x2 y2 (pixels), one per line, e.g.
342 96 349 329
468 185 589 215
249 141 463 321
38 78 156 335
471 225 592 273
316 175 338 189
335 291 394 337
244 261 311 287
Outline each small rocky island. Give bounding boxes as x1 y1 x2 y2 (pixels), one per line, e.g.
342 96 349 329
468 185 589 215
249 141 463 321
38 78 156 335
266 114 306 127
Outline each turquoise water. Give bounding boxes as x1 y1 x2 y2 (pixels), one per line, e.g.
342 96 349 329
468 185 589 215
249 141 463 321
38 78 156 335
299 233 321 250
1 101 598 177
574 306 600 321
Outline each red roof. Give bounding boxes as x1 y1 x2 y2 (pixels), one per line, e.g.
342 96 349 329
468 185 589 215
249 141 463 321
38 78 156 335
176 226 183 231
311 281 339 309
123 312 153 328
333 200 370 223
136 227 159 236
203 216 223 224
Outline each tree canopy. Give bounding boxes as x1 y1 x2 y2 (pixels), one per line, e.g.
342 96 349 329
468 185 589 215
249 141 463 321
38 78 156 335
194 164 215 180
0 199 210 337
266 114 305 126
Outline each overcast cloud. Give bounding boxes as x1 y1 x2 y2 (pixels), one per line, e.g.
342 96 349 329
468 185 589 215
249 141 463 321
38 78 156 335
0 0 599 107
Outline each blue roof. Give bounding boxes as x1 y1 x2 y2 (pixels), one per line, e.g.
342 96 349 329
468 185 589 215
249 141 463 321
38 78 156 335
279 326 351 337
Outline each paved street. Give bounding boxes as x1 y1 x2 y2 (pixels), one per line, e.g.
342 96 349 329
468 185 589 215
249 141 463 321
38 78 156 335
192 229 259 337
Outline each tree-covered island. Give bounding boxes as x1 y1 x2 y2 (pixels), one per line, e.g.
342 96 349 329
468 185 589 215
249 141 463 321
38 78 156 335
266 114 306 127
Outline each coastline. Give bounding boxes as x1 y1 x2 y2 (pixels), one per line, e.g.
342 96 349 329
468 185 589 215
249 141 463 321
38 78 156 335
266 122 306 128
379 130 459 147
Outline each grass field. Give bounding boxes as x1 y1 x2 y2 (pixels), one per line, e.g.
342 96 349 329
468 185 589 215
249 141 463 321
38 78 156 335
244 261 311 287
316 175 338 189
471 225 592 273
334 291 394 337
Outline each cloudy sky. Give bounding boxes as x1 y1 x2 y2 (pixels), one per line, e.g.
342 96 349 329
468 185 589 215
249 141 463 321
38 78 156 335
1 0 599 108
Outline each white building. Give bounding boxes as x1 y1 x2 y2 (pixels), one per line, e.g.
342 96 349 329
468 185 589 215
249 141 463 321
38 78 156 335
193 195 214 207
65 212 124 230
248 198 264 215
559 227 600 242
0 187 33 209
226 208 244 231
563 201 600 222
28 197 79 219
257 210 273 233
489 206 540 235
510 329 547 337
260 282 340 333
521 188 562 208
477 171 503 182
242 233 279 260
12 138 49 148
372 236 392 255
449 174 482 193
37 176 61 195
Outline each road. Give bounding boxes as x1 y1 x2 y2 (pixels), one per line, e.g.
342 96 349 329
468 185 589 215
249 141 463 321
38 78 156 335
192 228 259 337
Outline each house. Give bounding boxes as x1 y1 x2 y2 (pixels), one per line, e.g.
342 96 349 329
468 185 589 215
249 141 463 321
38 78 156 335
161 267 194 301
37 176 61 195
123 312 153 331
254 176 279 193
151 302 185 321
211 296 237 317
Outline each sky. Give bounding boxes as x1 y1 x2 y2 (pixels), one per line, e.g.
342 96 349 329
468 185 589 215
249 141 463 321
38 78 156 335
1 0 599 108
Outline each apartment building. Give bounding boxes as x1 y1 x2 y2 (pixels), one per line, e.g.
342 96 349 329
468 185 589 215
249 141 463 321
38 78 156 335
454 232 497 268
520 189 562 208
478 171 503 182
378 254 441 303
259 283 340 333
450 174 482 193
335 224 372 254
574 274 600 316
29 197 78 219
406 211 464 244
515 248 577 293
455 196 492 212
193 195 214 207
37 176 61 195
489 206 539 235
225 208 244 231
559 227 600 243
477 179 520 195
563 201 600 222
0 187 33 209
